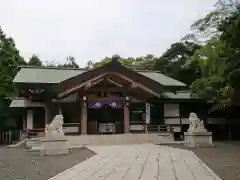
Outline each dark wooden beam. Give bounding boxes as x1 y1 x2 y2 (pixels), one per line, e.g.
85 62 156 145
85 87 126 92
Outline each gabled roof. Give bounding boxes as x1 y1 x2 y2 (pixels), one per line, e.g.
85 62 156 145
13 67 86 84
138 72 185 87
13 66 186 87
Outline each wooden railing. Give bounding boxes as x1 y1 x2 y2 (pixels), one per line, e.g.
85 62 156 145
22 123 81 138
0 130 22 145
144 124 183 140
144 125 174 133
63 123 80 134
22 128 45 139
129 124 180 134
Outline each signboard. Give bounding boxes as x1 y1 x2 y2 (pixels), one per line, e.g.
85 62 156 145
145 103 151 124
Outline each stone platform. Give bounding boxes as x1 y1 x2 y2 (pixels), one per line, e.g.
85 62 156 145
49 144 221 180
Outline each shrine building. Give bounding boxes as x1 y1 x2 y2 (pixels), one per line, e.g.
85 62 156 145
10 56 205 136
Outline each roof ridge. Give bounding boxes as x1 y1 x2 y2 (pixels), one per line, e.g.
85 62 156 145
133 69 161 73
17 65 89 71
17 65 161 73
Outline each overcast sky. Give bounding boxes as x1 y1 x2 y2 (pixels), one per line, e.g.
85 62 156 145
0 0 216 67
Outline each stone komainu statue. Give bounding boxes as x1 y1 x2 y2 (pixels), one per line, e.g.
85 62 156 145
188 112 206 133
45 114 64 133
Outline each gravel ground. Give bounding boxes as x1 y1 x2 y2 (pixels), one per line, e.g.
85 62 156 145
0 147 95 180
167 141 240 180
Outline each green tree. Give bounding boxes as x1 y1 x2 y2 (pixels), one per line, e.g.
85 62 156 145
44 56 79 68
0 27 26 97
186 40 229 101
86 56 137 68
28 54 42 66
0 27 26 129
155 42 201 85
86 60 95 69
184 8 240 110
58 56 79 68
86 54 157 70
183 0 238 43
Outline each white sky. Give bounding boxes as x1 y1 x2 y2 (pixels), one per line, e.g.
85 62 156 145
0 0 216 67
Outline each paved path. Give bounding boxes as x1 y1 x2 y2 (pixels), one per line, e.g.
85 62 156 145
49 144 221 180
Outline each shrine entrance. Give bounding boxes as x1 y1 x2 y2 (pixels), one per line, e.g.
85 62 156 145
87 99 124 134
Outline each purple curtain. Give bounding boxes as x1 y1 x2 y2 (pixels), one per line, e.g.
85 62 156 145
88 99 123 108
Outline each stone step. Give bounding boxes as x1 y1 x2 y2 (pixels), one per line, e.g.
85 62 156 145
24 133 180 150
67 133 175 146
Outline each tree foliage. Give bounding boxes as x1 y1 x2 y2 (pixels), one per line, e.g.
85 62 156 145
184 3 240 111
58 56 79 68
28 54 42 66
155 42 201 85
0 27 27 128
86 55 156 70
35 56 80 68
0 27 26 97
183 0 238 43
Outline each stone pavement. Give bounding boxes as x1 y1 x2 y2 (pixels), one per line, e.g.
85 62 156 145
49 144 221 180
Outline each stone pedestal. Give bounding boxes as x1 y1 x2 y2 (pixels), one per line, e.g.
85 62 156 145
25 137 43 149
40 132 71 156
184 131 213 148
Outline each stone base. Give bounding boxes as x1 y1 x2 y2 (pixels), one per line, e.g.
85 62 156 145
40 132 71 156
25 137 43 149
184 131 213 148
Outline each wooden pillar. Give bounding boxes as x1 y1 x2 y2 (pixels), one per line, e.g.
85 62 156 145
27 110 33 129
81 102 87 135
44 105 48 125
124 105 130 133
22 112 26 130
145 102 151 124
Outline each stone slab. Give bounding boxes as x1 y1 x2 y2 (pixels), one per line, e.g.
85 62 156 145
49 144 221 180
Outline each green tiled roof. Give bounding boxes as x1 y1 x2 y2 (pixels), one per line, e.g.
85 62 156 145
13 67 186 87
162 92 200 99
13 67 86 84
139 72 185 87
